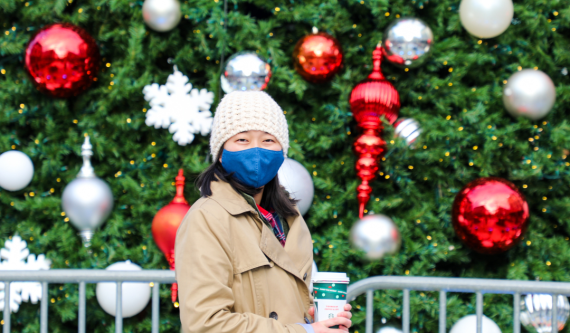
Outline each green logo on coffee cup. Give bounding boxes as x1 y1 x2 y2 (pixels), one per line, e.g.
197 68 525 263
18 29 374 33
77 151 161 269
313 282 347 300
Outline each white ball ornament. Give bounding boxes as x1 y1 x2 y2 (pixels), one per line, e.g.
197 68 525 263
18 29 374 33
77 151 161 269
459 0 514 38
96 261 151 318
377 327 402 333
503 69 556 120
277 158 314 216
0 151 34 191
350 214 401 260
450 315 502 333
142 0 182 32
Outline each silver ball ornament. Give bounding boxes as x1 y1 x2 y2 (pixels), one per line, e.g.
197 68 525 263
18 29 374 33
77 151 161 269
459 0 514 39
142 0 182 32
220 51 271 93
62 137 114 247
521 294 570 333
394 118 421 147
350 214 401 260
382 18 434 68
503 69 556 120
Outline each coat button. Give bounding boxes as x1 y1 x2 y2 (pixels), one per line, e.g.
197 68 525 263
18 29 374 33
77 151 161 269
269 311 278 320
303 273 307 280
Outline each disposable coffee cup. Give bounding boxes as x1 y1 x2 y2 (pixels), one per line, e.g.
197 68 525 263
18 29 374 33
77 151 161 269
312 272 350 329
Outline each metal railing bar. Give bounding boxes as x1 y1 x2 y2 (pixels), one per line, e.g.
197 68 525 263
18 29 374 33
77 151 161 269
439 291 446 333
513 292 520 333
79 281 86 333
552 294 558 332
3 281 9 333
40 281 47 333
347 276 570 300
403 289 410 333
116 281 122 333
0 270 175 283
365 289 373 333
476 292 483 333
152 282 160 333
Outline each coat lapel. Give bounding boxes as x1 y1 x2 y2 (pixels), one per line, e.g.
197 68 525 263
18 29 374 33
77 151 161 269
259 213 312 282
209 179 313 281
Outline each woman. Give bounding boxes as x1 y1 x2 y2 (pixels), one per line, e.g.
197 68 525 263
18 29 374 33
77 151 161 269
175 91 352 333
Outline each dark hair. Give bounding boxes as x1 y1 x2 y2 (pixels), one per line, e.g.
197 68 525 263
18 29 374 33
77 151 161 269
195 158 300 218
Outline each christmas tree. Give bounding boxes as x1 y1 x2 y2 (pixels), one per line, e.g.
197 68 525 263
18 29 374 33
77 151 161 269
1 0 570 332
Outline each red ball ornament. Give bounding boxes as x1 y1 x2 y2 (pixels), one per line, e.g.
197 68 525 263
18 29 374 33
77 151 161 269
349 44 400 217
452 177 530 254
292 28 343 83
152 169 191 302
25 23 100 98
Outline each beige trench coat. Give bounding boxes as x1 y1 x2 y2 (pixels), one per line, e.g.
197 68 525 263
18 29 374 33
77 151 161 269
175 179 314 333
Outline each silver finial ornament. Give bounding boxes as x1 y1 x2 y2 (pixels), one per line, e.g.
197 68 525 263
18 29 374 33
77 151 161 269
78 136 94 178
62 136 114 248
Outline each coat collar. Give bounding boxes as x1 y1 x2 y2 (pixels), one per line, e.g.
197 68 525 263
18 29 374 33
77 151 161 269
208 179 313 281
208 179 257 216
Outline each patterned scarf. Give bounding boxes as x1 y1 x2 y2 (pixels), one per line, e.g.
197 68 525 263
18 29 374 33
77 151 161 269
256 205 286 247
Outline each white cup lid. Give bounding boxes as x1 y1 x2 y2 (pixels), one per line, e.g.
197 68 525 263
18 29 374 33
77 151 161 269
312 272 349 282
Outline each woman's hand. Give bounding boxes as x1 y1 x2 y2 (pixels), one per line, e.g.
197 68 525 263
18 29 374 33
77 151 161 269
309 304 352 332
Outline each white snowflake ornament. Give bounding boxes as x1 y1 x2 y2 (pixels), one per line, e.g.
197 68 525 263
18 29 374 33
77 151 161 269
0 235 51 312
143 66 215 145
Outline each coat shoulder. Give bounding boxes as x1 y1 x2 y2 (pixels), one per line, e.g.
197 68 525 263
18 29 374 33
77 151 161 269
179 197 229 232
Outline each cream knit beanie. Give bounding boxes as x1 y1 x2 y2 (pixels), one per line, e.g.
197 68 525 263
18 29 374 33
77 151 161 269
210 91 289 161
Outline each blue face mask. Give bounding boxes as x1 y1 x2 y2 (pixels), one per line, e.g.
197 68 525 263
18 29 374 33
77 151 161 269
221 148 285 188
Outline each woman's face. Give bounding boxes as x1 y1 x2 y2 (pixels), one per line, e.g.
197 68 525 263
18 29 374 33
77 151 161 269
220 130 282 162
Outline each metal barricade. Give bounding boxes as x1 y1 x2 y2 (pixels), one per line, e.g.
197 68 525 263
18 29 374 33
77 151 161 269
0 270 176 333
3 271 570 333
347 276 570 333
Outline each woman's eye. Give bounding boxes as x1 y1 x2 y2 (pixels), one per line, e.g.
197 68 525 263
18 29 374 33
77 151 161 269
264 139 275 142
237 139 247 142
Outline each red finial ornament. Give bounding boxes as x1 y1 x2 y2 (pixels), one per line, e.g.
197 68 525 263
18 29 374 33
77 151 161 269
349 44 401 218
151 169 191 303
